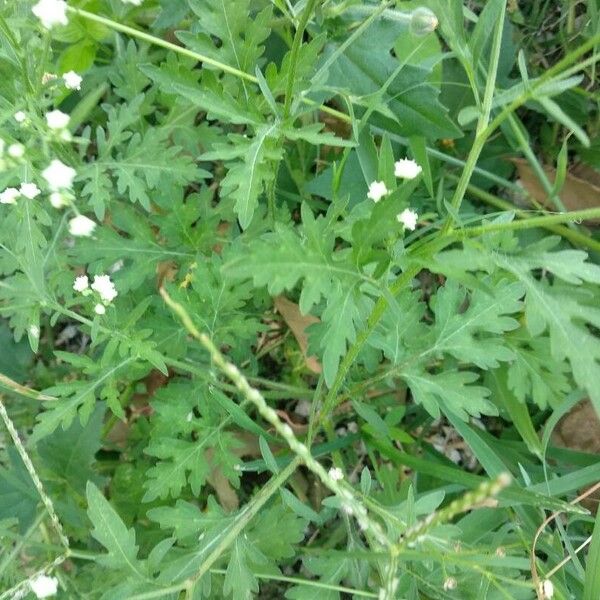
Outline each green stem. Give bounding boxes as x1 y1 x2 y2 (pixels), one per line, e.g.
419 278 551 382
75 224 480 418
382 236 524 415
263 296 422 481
461 181 600 252
0 398 69 550
506 113 569 214
65 7 257 83
480 31 600 143
465 207 600 236
442 0 507 230
283 0 319 119
0 373 57 401
209 568 378 597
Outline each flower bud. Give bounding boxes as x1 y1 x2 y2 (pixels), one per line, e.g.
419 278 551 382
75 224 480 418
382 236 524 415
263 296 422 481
410 7 438 36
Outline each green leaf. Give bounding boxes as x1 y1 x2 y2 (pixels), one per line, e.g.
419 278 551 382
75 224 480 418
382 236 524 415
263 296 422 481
38 404 105 494
322 19 461 139
223 536 264 599
583 502 600 600
202 123 282 229
0 448 39 532
537 96 590 147
424 279 524 369
435 238 600 414
185 0 271 84
402 368 496 419
505 335 570 409
143 380 241 501
86 482 146 578
141 62 259 125
486 368 542 456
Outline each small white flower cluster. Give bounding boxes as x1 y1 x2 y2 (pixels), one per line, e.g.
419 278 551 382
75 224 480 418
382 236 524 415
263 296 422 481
0 157 77 209
43 159 77 208
62 71 82 90
42 71 83 90
29 573 59 598
328 467 344 481
0 138 25 160
73 274 118 315
397 207 418 231
46 109 70 131
367 158 422 232
69 214 97 237
0 183 41 204
32 0 68 29
367 180 389 203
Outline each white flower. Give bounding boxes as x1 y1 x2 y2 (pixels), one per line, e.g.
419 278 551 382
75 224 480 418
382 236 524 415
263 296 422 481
62 70 82 90
397 207 419 231
32 0 68 29
94 303 106 315
541 580 554 599
73 275 89 292
91 274 118 303
69 215 96 237
29 574 58 598
19 183 41 199
394 158 422 179
42 159 76 190
0 187 20 204
443 577 457 591
367 180 389 203
122 0 144 4
49 192 67 209
45 109 70 130
14 111 26 123
8 143 25 158
329 467 344 481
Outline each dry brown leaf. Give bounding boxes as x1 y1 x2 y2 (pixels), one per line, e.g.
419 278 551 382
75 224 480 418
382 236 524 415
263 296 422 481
511 158 600 223
274 296 322 374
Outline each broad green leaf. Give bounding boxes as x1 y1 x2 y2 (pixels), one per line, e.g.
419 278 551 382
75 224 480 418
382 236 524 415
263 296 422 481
322 19 461 139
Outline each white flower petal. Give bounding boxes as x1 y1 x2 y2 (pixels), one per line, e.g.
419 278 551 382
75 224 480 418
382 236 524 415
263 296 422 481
367 180 389 203
42 159 76 191
14 111 26 123
91 274 118 303
32 0 68 29
62 70 82 90
394 158 422 180
8 143 25 158
29 574 58 598
396 207 418 231
328 467 344 481
69 215 96 237
45 109 70 130
19 183 41 199
0 187 20 204
94 303 106 315
49 192 68 209
73 275 89 292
